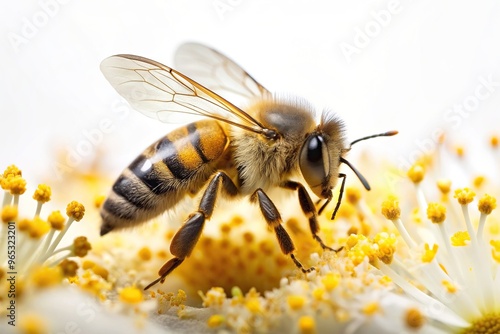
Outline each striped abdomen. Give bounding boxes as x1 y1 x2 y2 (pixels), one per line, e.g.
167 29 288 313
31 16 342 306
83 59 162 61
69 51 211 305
100 120 229 235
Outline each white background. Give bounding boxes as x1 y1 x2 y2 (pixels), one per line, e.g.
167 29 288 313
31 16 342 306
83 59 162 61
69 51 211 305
1 0 500 184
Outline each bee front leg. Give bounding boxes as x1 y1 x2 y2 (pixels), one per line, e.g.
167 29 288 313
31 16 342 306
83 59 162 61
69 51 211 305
250 189 314 274
281 181 343 253
144 171 238 290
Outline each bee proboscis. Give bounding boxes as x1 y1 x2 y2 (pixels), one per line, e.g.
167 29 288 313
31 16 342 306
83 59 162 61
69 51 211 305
99 43 397 290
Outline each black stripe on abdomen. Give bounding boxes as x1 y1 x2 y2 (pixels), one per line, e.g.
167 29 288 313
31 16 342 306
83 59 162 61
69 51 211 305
187 123 209 163
155 137 194 180
129 154 174 195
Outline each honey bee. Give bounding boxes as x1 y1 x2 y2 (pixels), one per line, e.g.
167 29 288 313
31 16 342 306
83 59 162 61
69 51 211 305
99 43 397 290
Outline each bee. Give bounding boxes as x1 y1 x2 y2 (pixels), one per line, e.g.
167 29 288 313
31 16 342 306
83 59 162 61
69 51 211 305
99 43 397 290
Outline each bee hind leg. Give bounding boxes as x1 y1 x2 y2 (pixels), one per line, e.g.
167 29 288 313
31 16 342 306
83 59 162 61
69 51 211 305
144 171 238 290
281 181 343 253
250 189 314 274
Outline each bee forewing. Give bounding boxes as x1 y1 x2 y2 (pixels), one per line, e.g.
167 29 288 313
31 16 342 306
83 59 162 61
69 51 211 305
100 54 266 131
174 43 271 108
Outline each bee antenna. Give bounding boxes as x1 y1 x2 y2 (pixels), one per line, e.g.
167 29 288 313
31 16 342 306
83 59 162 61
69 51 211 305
350 130 398 147
340 157 370 190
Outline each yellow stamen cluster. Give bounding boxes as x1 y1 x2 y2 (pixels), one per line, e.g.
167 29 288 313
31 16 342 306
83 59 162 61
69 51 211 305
66 201 85 221
405 308 425 329
298 316 316 334
119 286 144 304
32 184 51 202
437 179 452 194
451 231 470 247
287 295 306 311
422 243 438 263
138 246 152 261
18 313 48 334
73 236 92 257
47 210 65 230
491 240 500 263
30 266 63 288
28 217 51 239
478 194 497 215
207 314 226 328
373 232 397 265
427 203 446 224
381 195 401 220
59 259 79 277
1 205 18 222
346 187 361 205
0 165 24 192
441 280 457 294
321 272 341 291
454 188 476 205
407 164 425 184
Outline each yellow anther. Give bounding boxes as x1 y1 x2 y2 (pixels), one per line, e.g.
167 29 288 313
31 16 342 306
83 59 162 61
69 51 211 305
66 201 85 221
407 164 425 183
47 210 65 230
405 308 426 329
454 188 475 205
119 286 144 304
436 179 452 194
32 184 51 202
451 231 470 246
421 243 438 263
478 194 497 215
442 280 457 293
298 316 316 334
427 203 446 224
381 195 401 220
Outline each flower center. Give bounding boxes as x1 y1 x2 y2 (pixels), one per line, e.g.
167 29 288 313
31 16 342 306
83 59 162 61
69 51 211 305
462 314 500 334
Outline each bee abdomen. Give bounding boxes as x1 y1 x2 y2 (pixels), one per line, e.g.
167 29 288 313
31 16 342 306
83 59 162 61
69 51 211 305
100 120 229 235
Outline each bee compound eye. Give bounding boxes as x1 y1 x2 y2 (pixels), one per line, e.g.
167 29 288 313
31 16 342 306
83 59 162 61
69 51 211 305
300 134 329 190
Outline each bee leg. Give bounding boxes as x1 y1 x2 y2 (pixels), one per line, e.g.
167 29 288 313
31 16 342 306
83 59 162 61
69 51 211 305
281 181 343 253
250 188 314 274
144 171 238 290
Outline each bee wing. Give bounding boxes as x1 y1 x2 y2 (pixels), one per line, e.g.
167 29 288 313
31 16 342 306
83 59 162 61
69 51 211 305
174 42 271 107
100 54 268 133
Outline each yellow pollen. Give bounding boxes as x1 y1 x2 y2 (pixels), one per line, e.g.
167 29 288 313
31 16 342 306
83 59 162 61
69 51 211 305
18 218 31 232
2 164 22 178
66 201 85 221
8 175 27 195
478 194 497 215
298 316 316 334
442 280 457 293
18 313 48 334
73 236 92 257
381 195 401 220
312 287 325 300
138 247 152 261
427 203 446 224
454 188 476 205
473 176 486 189
29 217 50 239
119 286 144 304
379 275 392 285
322 272 340 291
1 205 18 222
437 179 452 194
245 298 262 313
47 210 65 230
346 187 361 205
94 194 106 208
374 232 397 264
407 164 425 183
207 314 225 328
462 313 500 334
455 145 465 157
490 135 499 148
362 301 380 316
422 243 438 263
287 295 306 310
59 259 79 277
491 240 500 263
32 184 51 202
451 231 471 246
405 308 426 329
31 266 63 288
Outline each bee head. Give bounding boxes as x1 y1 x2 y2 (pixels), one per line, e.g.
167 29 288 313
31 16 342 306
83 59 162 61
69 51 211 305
299 112 347 199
